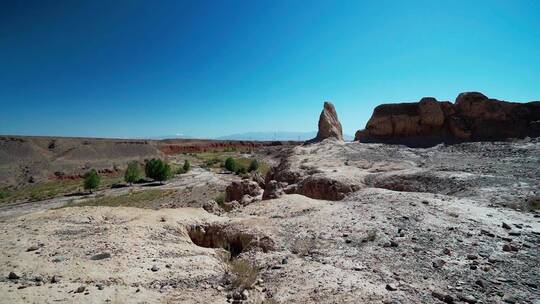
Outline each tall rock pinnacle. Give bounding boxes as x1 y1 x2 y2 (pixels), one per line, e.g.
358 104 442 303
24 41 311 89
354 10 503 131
313 101 344 142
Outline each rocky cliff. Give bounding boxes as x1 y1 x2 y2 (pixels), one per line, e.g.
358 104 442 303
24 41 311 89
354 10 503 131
355 92 540 147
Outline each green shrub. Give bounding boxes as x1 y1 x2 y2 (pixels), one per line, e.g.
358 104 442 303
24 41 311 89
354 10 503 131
248 159 259 172
0 190 7 200
224 157 237 172
235 166 247 175
124 161 141 185
83 169 101 193
183 160 191 172
215 193 225 205
145 159 172 183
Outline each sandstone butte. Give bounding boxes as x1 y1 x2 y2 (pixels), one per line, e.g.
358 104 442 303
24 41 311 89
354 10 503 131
355 92 540 147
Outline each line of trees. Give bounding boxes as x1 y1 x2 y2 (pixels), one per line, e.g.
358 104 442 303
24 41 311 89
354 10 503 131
83 158 191 192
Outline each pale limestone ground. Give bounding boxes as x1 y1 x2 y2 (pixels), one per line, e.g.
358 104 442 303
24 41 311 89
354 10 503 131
1 140 539 303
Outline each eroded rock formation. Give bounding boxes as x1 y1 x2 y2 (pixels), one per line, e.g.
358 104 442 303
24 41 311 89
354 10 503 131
225 180 263 204
311 101 343 142
355 92 540 147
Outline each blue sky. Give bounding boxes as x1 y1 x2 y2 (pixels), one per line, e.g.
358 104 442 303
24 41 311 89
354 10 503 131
1 0 539 138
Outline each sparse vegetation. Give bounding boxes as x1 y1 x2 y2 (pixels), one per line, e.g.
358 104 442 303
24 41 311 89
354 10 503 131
145 158 172 183
235 166 247 175
0 176 123 205
215 192 225 205
228 259 259 290
124 161 141 185
248 159 259 172
0 190 7 199
83 169 101 193
292 238 317 256
183 160 191 172
224 157 237 172
59 189 174 209
203 157 222 168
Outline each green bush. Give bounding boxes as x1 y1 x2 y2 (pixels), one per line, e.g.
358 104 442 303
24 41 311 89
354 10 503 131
235 166 247 175
145 159 172 183
84 169 101 193
124 161 141 185
183 160 191 172
224 157 237 172
248 159 259 172
215 193 225 205
0 190 8 200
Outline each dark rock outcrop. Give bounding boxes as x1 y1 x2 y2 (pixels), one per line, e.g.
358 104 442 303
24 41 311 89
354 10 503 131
355 92 540 147
310 101 344 142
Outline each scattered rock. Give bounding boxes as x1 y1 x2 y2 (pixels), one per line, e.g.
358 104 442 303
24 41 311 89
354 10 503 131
151 265 159 272
458 294 477 303
432 291 455 303
51 275 61 283
202 200 224 215
432 259 446 268
241 289 249 300
75 286 86 293
52 256 66 263
475 279 487 289
26 245 39 252
8 272 20 280
502 244 519 252
90 252 111 260
466 254 478 260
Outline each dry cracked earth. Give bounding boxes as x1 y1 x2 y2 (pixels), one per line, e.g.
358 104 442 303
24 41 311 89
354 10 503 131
1 139 539 304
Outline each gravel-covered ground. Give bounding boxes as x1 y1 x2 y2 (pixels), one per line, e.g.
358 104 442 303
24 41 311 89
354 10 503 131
0 139 538 303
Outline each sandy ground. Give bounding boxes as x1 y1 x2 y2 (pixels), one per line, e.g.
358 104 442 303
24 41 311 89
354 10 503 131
0 140 539 303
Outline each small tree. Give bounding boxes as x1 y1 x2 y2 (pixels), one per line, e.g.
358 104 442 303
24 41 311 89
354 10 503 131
248 159 259 172
124 161 140 186
183 160 191 173
145 158 172 184
84 169 100 193
224 157 236 172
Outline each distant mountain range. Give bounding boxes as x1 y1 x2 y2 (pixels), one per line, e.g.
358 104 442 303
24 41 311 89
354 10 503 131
215 131 354 141
148 131 354 141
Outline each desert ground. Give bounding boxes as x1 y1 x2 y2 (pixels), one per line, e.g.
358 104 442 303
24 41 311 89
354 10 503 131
0 136 538 304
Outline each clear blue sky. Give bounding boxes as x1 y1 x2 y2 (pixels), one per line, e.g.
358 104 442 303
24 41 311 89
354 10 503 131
1 0 539 138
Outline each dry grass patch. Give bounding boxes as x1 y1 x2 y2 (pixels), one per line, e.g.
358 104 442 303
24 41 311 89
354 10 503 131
0 175 123 205
59 189 175 209
228 259 259 290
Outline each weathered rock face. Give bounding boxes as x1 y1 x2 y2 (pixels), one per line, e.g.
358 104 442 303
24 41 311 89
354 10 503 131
355 92 540 147
262 180 285 200
312 101 344 142
225 180 263 203
297 176 359 201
